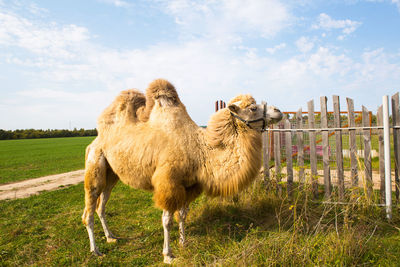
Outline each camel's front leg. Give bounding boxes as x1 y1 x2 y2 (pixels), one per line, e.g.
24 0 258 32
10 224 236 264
162 210 175 264
178 206 188 246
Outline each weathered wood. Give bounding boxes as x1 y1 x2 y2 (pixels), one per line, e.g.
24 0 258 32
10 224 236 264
261 102 270 188
274 123 282 196
377 106 385 203
296 109 305 187
308 100 318 198
362 105 373 199
333 95 345 199
346 98 358 188
262 130 270 187
284 119 293 198
391 92 400 202
320 96 331 198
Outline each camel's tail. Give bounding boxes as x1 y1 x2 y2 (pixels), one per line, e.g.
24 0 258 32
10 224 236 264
137 79 181 121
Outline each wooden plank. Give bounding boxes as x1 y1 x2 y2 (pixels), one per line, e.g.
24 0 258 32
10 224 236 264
320 96 331 198
362 105 373 199
296 109 305 187
308 100 318 198
261 101 270 188
391 92 400 202
262 130 270 187
333 95 345 199
346 97 358 188
274 123 282 196
377 106 385 203
285 119 293 198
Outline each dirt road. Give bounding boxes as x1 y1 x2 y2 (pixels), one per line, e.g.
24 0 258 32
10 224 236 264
0 170 84 201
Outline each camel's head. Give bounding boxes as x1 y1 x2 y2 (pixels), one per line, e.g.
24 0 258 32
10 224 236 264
228 94 283 131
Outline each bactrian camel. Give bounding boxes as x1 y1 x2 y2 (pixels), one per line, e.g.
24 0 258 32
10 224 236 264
82 79 283 264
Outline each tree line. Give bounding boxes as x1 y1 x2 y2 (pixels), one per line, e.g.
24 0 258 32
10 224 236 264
0 128 98 140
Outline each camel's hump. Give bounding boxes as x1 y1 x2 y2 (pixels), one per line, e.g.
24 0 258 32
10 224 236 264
97 89 146 129
146 79 180 106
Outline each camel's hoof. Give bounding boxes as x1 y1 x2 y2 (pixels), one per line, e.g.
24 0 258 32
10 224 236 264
91 249 103 257
179 239 185 247
163 255 175 264
106 236 118 243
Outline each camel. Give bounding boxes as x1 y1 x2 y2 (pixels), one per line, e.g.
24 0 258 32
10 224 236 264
82 79 283 264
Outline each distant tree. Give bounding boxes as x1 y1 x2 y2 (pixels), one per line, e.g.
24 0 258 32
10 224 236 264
0 128 98 140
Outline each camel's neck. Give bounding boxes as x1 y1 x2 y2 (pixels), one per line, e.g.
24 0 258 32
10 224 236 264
200 110 262 197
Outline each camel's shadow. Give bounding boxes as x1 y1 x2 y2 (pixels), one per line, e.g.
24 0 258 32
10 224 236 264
186 197 279 243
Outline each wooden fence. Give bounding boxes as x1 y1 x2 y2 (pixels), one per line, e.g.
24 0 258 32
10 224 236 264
262 94 400 211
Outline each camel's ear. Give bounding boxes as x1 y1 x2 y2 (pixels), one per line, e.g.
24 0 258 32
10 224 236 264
228 103 239 113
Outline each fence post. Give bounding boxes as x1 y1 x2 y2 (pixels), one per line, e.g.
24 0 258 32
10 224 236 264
346 98 358 188
262 101 270 188
296 109 305 186
308 100 318 198
285 119 293 198
321 96 331 198
383 95 392 220
333 95 345 199
262 131 270 187
362 106 373 199
391 92 400 202
274 123 282 196
377 106 385 203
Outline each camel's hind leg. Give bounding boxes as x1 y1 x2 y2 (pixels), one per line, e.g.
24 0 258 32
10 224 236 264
82 147 107 256
96 168 119 243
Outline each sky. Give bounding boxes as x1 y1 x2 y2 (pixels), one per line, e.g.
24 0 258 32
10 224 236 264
0 0 400 130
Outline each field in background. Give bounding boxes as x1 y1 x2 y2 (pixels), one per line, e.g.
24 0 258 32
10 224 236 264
0 137 95 184
1 180 400 266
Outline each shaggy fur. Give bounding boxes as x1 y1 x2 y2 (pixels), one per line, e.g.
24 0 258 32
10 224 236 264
82 78 282 262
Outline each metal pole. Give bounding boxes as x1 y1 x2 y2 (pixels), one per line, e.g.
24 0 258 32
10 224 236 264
383 95 392 220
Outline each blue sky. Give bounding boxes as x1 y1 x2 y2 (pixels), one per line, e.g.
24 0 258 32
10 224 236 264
1 0 400 130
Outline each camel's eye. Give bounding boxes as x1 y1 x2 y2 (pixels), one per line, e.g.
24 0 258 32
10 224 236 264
250 106 257 112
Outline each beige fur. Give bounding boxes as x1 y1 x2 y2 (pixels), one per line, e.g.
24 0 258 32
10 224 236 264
82 79 282 262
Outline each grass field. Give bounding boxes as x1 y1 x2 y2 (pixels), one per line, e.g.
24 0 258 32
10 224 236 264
1 180 400 266
0 137 95 184
1 136 400 265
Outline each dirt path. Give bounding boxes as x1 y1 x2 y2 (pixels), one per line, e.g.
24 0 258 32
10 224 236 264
0 170 85 201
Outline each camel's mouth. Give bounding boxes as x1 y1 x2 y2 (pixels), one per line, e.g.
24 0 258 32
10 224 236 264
266 105 283 125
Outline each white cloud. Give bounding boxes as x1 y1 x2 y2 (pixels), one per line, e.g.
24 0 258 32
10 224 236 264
0 10 90 59
160 0 291 41
365 0 400 10
266 43 286 54
392 0 400 10
98 0 130 8
312 13 362 40
295 36 314 53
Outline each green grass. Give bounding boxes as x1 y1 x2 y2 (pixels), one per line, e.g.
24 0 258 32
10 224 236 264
0 137 95 184
1 180 400 266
